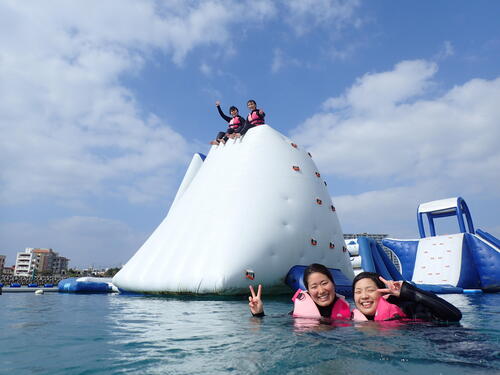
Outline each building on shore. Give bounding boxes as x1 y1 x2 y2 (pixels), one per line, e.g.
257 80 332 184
14 248 70 277
0 255 5 275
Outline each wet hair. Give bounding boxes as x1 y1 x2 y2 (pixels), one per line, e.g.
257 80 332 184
229 106 238 112
247 99 256 105
303 263 335 290
352 272 385 293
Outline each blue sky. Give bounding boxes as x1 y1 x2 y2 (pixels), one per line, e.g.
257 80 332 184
1 0 499 268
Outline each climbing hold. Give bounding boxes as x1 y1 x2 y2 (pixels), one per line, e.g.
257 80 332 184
311 239 317 246
329 242 335 249
342 246 347 253
316 198 323 205
324 181 327 186
292 166 300 171
291 143 298 148
315 172 321 178
330 205 336 212
307 152 312 157
245 269 255 280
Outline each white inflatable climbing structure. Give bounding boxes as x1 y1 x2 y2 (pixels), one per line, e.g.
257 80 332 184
113 125 354 294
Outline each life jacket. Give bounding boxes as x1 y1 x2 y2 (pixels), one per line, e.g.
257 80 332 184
228 116 243 130
247 109 265 125
291 289 351 320
351 295 407 321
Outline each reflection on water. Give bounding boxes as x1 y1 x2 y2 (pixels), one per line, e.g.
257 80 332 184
0 292 498 374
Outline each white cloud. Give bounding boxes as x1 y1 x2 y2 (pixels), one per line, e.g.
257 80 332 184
283 0 361 35
292 60 500 234
0 0 279 206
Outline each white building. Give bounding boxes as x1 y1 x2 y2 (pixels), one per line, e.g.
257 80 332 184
14 248 69 276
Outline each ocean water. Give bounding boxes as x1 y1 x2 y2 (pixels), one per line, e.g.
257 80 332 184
0 292 498 374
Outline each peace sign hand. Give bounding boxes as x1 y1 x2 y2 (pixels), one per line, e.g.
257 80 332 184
248 284 264 315
377 276 403 297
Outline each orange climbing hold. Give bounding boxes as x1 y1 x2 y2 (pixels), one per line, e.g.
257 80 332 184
292 166 300 171
316 198 323 205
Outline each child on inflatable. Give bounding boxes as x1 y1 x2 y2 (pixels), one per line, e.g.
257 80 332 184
248 263 351 320
233 99 266 138
352 272 462 322
210 101 246 145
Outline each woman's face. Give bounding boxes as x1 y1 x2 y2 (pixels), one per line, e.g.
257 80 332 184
354 278 382 317
307 272 335 307
247 101 256 111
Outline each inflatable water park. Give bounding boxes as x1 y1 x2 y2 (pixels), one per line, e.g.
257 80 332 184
46 125 499 296
347 197 500 293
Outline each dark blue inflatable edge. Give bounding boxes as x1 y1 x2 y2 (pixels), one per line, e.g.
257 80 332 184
476 228 500 249
465 233 500 291
197 152 206 161
382 238 419 281
357 237 403 281
285 265 353 297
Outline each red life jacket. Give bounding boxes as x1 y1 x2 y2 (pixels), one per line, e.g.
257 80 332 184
228 116 242 130
291 289 351 320
351 295 407 321
247 109 265 125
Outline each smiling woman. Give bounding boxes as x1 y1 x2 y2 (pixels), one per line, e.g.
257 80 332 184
352 272 462 322
248 263 351 320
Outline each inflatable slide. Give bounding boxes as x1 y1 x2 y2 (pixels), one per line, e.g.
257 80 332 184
382 197 500 293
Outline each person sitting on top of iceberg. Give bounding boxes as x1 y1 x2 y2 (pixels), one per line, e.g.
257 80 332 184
233 99 266 138
352 272 462 322
210 101 246 145
248 263 351 320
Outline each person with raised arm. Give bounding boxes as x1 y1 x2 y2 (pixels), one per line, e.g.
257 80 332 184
210 100 245 145
248 263 351 320
352 272 462 322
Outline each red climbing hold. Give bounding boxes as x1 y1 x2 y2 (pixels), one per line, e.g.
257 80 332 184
292 166 300 171
329 242 335 249
315 172 321 178
311 239 317 246
316 198 323 205
291 143 298 148
330 205 336 212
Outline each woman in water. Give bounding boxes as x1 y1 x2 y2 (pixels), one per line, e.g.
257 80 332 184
352 272 462 322
248 263 351 320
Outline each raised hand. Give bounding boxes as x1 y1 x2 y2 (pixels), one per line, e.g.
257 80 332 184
377 276 403 297
215 100 221 106
248 284 263 315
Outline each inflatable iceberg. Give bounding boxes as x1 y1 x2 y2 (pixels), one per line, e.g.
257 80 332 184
113 125 354 294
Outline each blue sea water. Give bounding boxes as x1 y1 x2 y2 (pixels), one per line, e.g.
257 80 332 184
0 292 499 374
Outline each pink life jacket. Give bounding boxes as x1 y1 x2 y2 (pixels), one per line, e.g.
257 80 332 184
291 289 351 320
351 295 407 321
247 110 265 125
228 116 242 130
